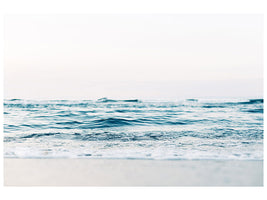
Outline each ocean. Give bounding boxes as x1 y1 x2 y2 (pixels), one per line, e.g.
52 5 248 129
4 98 263 160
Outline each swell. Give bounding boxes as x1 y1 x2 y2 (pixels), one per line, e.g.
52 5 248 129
4 116 216 132
49 117 199 129
91 117 144 128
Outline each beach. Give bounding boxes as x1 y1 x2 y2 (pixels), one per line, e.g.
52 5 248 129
4 159 263 186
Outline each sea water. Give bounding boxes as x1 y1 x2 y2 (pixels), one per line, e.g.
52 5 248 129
4 98 263 160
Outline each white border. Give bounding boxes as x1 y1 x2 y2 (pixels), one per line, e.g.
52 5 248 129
0 0 266 200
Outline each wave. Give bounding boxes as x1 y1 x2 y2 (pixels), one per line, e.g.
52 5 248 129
4 103 92 108
97 98 117 103
8 127 263 143
244 109 264 113
202 105 226 108
4 99 263 110
201 99 263 108
54 118 208 129
4 115 233 131
9 99 21 101
92 117 143 128
4 98 263 160
122 99 140 102
186 99 198 102
248 99 263 103
235 99 263 105
114 109 143 113
97 97 140 103
21 132 60 139
55 120 83 125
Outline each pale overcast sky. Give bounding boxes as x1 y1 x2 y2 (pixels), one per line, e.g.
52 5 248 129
4 14 263 100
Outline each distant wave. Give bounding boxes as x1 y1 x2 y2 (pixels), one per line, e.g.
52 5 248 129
186 99 198 102
4 98 263 110
97 97 140 103
9 99 21 101
236 99 263 105
248 99 263 103
96 98 117 103
3 102 94 108
122 99 140 102
202 99 263 108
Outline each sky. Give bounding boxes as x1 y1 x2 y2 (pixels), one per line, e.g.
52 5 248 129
4 14 263 100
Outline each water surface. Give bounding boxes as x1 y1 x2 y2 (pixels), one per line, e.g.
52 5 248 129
4 98 263 160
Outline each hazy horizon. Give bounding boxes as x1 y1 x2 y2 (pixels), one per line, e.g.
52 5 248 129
4 14 263 100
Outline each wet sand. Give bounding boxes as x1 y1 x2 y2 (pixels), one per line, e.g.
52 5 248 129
4 159 263 186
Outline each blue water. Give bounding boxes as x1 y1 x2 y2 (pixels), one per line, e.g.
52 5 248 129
4 98 263 160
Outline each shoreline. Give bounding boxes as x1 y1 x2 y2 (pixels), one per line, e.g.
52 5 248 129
4 158 263 186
